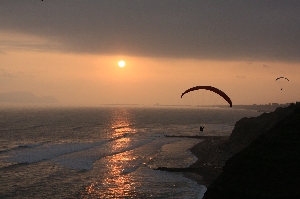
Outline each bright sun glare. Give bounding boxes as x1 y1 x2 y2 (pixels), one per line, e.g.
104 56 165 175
118 60 125 67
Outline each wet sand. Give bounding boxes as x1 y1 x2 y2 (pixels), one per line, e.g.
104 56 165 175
156 135 231 187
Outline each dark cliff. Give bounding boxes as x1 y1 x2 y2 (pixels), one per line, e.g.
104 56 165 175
222 104 296 156
203 103 300 199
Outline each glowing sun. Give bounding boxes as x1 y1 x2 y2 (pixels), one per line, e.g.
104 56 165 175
118 60 125 67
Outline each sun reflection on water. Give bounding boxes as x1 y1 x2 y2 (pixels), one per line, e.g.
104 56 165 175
81 149 141 198
102 150 139 198
110 108 136 138
80 108 141 198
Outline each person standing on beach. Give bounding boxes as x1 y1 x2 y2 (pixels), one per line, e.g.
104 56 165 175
200 126 204 132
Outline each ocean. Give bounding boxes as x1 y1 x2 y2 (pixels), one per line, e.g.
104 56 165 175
0 106 260 198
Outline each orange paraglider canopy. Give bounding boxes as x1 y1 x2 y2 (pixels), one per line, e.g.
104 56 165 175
181 86 232 107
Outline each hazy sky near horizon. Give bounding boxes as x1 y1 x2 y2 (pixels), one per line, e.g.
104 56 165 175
1 1 300 106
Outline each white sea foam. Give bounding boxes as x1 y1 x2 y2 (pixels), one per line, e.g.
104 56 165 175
197 185 208 199
3 141 109 165
52 136 181 170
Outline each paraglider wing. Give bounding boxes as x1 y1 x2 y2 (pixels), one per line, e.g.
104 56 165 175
181 86 232 107
275 77 289 90
275 77 289 81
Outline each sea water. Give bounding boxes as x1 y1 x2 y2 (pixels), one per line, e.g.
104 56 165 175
0 106 260 198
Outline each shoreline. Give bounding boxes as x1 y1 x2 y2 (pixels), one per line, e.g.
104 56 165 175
156 135 230 187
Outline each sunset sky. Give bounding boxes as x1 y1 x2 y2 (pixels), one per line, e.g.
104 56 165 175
1 1 299 106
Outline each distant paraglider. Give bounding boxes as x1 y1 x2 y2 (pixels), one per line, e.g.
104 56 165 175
275 77 289 81
275 77 289 90
181 86 232 107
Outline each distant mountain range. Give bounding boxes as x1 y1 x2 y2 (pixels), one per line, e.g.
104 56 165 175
0 91 59 103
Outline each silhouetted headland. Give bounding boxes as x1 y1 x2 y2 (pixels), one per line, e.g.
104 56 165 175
0 91 59 104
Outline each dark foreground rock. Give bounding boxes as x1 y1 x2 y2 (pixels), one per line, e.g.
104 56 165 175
203 103 300 199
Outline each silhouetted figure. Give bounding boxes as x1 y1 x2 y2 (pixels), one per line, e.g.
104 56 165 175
200 126 204 132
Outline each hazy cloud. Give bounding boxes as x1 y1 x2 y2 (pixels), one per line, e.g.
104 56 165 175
236 75 246 78
0 39 60 52
0 68 18 78
1 0 299 61
0 68 13 84
0 68 32 82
